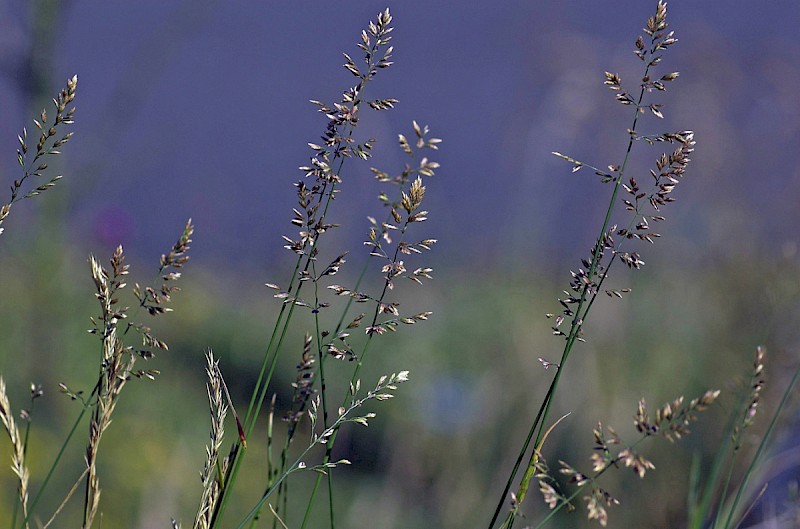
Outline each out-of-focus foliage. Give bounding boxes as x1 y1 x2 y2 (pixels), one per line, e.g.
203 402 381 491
1 234 797 527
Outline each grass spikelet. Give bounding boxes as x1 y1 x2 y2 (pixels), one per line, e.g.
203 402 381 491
0 75 77 237
79 222 192 528
193 350 229 529
0 377 31 528
531 389 719 527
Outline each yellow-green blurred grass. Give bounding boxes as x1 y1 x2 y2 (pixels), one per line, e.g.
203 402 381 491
0 232 797 527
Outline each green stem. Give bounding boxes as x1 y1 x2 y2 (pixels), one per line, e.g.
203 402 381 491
312 259 337 529
11 397 34 529
22 395 92 528
722 364 800 528
687 383 745 528
300 160 424 527
299 258 370 529
711 456 737 529
212 140 352 526
237 443 321 529
239 383 391 529
210 270 302 526
489 376 557 528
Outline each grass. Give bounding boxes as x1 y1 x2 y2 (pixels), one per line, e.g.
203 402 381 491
1 3 799 529
489 3 707 526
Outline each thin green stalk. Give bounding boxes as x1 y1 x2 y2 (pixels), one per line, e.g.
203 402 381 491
212 147 352 526
258 432 291 529
245 240 320 432
249 396 278 529
243 173 340 439
712 457 738 529
488 374 556 527
298 261 371 529
246 258 302 427
300 337 377 529
721 364 800 528
237 438 325 529
22 392 92 527
299 289 387 527
241 129 352 436
299 477 318 528
251 147 359 527
301 201 420 528
239 371 408 529
687 453 702 521
264 400 306 527
687 397 740 529
267 396 275 526
707 390 750 529
210 287 301 525
312 260 337 529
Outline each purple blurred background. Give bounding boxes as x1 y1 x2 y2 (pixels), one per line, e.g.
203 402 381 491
1 0 798 273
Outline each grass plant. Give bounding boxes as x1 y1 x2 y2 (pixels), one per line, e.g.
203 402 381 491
488 2 705 525
0 3 797 529
486 2 799 528
2 8 439 529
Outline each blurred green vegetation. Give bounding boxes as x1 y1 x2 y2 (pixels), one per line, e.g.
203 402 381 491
0 212 798 528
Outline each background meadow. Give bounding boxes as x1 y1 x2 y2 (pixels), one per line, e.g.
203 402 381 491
1 1 799 527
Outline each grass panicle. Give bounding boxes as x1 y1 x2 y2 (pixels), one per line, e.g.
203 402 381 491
530 389 719 527
80 221 192 528
1 75 76 237
0 378 33 529
191 349 229 529
4 219 194 529
297 121 439 529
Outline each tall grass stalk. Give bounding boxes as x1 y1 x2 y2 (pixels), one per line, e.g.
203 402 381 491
205 11 392 521
204 9 439 529
489 2 701 527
